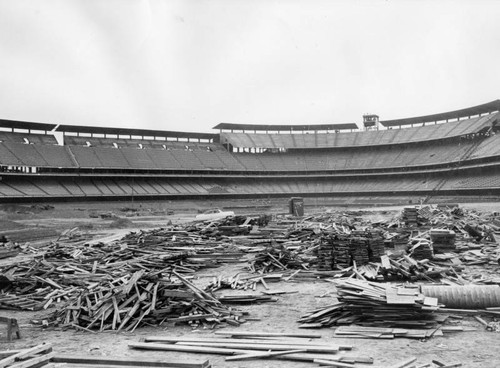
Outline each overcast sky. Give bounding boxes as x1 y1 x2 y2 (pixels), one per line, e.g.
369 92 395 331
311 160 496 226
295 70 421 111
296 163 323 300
0 0 499 132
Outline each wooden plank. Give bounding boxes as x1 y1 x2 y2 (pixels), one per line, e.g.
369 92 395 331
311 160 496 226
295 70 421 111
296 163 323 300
225 349 304 361
214 331 322 338
0 344 52 368
175 342 338 353
129 342 250 355
144 337 335 346
390 356 417 368
7 352 54 368
0 351 20 359
313 359 355 367
52 355 210 368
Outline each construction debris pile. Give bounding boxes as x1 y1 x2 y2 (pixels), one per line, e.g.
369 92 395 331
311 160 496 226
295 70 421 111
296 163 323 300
248 243 310 273
298 279 444 331
0 227 248 331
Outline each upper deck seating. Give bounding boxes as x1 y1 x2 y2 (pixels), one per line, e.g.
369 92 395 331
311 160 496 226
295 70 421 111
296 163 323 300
68 146 103 168
0 132 58 145
221 114 496 149
2 142 48 167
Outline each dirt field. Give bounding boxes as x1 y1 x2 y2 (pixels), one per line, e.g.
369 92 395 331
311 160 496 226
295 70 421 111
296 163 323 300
1 198 500 367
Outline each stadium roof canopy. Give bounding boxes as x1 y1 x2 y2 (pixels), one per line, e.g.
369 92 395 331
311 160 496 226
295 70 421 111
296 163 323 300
213 122 358 132
0 118 56 131
55 124 217 140
381 99 500 127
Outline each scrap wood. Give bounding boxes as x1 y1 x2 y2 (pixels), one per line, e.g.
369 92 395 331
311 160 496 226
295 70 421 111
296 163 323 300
248 243 311 273
0 224 251 331
299 279 443 329
0 343 52 368
7 352 55 368
42 270 243 331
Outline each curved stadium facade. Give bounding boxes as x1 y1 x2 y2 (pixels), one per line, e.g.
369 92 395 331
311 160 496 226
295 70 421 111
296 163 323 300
0 100 500 202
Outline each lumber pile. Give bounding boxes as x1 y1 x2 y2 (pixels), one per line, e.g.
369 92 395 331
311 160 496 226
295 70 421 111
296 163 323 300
43 271 244 331
0 225 251 330
402 207 418 227
130 331 375 366
317 232 386 271
431 229 456 253
298 279 442 329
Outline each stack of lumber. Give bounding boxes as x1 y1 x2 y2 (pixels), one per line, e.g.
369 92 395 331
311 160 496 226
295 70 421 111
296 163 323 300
298 279 441 329
349 237 370 266
409 240 434 260
130 331 374 365
317 238 334 271
317 232 386 271
430 229 456 253
331 235 351 269
402 207 419 227
366 233 385 262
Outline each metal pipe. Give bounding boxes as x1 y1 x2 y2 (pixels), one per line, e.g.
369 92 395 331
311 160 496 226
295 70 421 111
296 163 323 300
421 285 500 309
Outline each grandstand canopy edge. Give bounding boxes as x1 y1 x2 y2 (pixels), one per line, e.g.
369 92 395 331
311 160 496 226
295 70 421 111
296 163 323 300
55 124 218 142
0 118 56 132
213 122 358 133
381 99 500 127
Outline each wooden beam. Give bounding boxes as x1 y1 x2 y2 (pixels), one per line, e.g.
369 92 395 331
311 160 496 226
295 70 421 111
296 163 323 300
52 355 210 368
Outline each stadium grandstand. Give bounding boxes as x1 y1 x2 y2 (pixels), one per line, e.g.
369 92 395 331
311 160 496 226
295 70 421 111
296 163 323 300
0 100 500 202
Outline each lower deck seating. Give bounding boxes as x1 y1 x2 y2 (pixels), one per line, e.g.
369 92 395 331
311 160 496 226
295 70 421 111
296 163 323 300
1 170 500 199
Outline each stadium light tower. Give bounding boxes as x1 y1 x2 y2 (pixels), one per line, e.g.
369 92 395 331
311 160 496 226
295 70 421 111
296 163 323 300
363 114 380 131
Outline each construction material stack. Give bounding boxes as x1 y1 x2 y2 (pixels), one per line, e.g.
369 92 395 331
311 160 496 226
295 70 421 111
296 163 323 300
430 229 456 253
